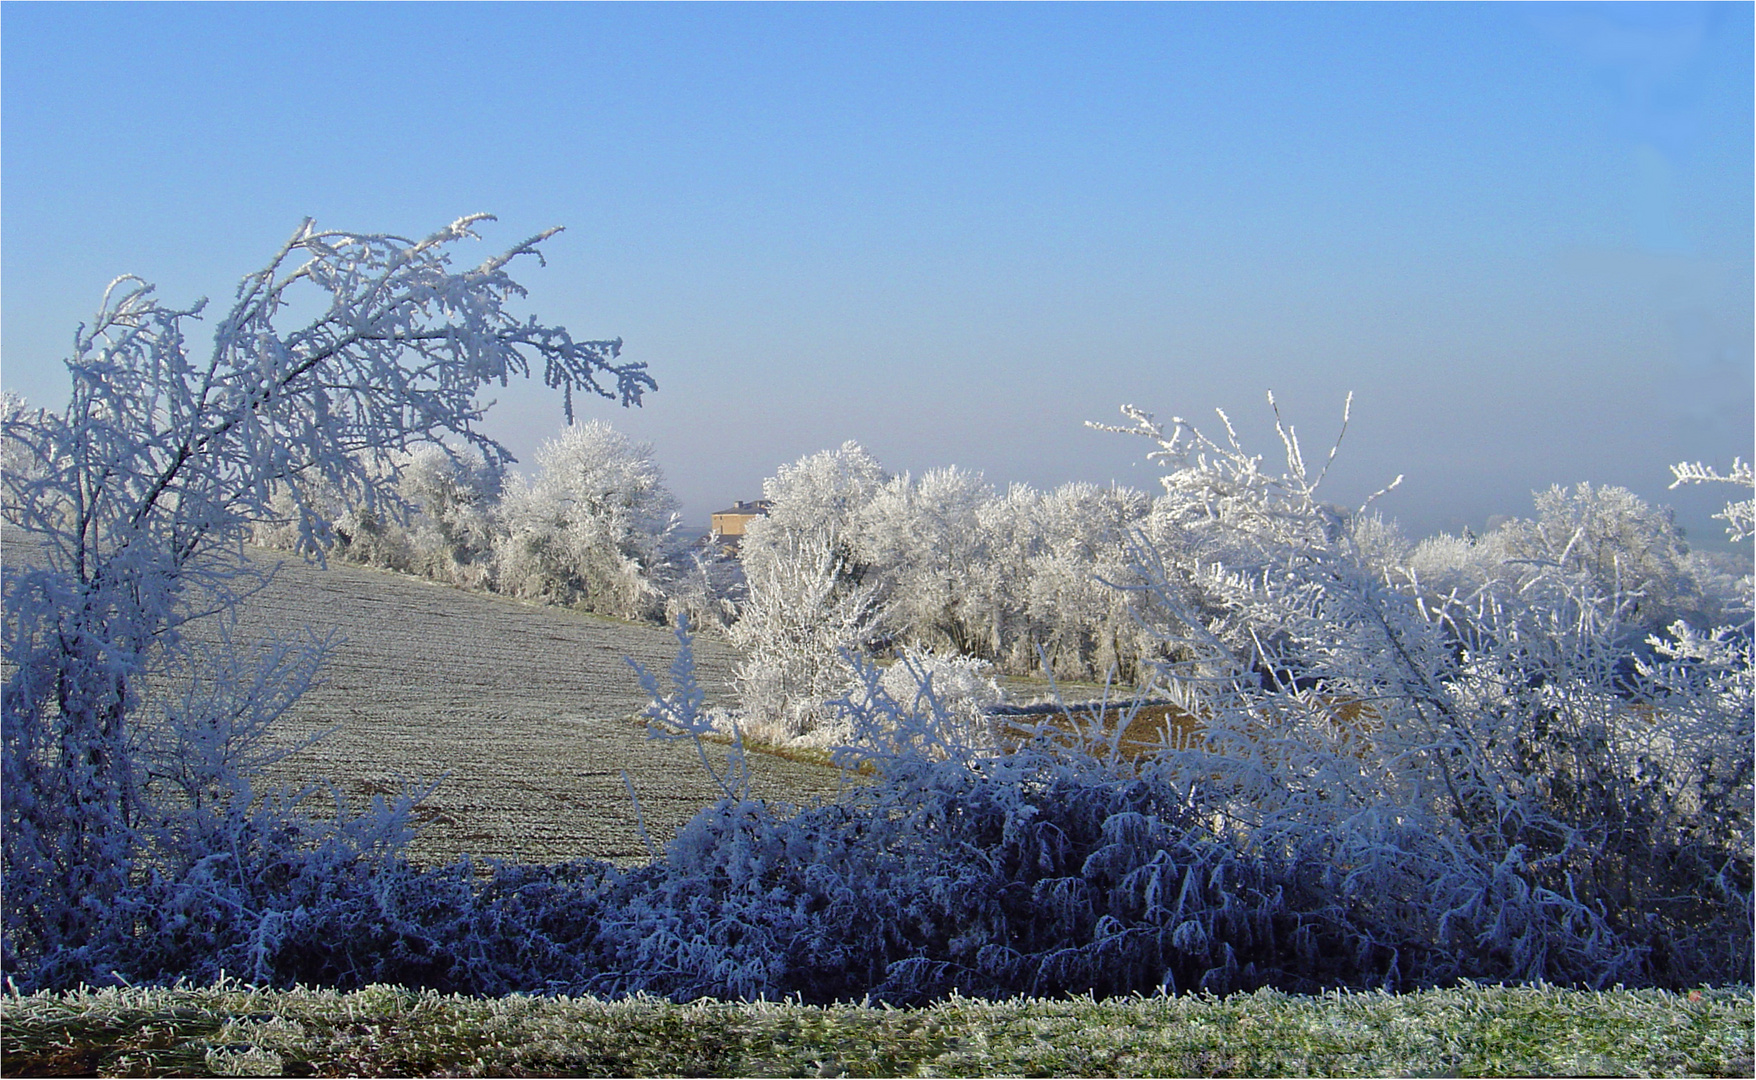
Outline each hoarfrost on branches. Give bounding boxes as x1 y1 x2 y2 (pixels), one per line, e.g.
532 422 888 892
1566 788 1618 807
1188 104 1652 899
494 419 683 619
1096 393 1752 989
1670 457 1755 543
250 418 692 622
731 443 890 740
2 215 649 989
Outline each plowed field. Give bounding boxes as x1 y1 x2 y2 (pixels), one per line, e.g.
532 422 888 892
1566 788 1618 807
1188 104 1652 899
5 535 849 867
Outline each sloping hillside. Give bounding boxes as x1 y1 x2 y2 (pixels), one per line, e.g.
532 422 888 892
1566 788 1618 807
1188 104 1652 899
5 533 849 866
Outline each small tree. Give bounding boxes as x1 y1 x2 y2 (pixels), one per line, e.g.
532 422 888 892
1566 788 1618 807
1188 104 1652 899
493 419 681 619
732 442 888 738
2 215 650 986
854 467 994 657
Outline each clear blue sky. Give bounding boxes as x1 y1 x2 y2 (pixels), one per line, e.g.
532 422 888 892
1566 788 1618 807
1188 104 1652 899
4 2 1751 545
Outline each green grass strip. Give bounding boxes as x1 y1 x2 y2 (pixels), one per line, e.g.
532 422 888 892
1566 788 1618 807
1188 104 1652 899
3 981 1749 1077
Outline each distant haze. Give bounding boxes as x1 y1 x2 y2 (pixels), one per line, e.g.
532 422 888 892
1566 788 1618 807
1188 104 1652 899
4 4 1750 548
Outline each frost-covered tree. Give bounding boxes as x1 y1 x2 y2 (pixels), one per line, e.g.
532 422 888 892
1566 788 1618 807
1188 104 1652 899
732 442 889 738
1022 482 1158 681
1671 457 1755 543
254 443 504 586
861 474 1160 682
971 483 1052 670
857 466 995 658
730 444 1171 738
1 215 650 988
389 443 504 586
1407 481 1743 643
1502 482 1707 632
748 440 890 553
493 419 681 619
251 423 688 615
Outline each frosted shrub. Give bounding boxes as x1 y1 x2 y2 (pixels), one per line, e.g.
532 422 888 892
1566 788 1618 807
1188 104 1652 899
250 443 500 585
493 420 682 619
731 527 884 741
857 466 997 657
876 647 1002 736
254 423 683 619
393 444 502 588
587 623 1377 1004
732 443 889 739
1100 395 1753 989
816 646 1004 753
2 215 649 991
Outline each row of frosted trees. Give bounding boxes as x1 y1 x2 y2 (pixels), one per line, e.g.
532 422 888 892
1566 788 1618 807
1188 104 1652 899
254 428 1175 684
252 421 689 623
728 432 1748 742
253 416 1750 750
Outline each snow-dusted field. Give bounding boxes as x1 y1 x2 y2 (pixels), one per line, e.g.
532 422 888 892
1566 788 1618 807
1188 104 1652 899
4 530 849 867
217 549 851 866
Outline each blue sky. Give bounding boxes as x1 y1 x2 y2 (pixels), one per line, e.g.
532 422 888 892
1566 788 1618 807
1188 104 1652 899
4 2 1751 545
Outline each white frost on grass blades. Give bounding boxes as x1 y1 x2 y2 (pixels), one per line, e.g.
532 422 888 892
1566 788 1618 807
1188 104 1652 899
2 214 648 990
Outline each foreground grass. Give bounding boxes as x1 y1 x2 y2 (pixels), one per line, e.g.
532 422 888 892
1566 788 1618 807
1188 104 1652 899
2 982 1748 1077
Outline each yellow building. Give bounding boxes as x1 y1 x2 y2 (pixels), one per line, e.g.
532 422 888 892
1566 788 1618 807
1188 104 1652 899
709 500 771 549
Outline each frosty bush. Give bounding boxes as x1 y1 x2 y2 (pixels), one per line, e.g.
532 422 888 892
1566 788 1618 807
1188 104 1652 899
254 444 504 587
1100 395 1752 989
806 646 1005 753
732 443 889 739
391 444 504 587
493 420 682 619
1 214 650 990
872 647 1003 746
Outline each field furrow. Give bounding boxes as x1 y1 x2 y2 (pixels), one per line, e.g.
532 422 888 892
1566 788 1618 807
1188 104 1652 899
6 534 850 867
